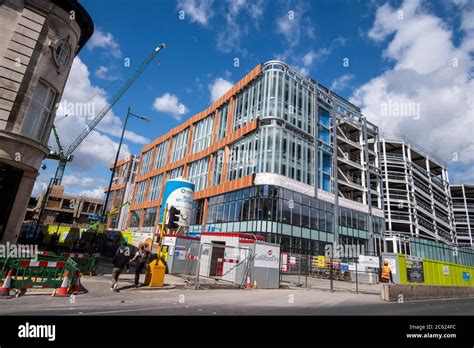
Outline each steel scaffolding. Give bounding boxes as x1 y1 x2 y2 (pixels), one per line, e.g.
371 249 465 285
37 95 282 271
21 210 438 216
379 133 455 245
450 184 474 248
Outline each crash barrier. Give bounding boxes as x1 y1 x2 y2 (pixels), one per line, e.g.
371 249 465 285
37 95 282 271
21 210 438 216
61 252 100 276
380 283 474 301
0 251 65 279
0 256 79 297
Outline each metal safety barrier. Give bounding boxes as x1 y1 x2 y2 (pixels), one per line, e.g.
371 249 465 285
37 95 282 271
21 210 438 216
1 256 78 296
61 252 100 276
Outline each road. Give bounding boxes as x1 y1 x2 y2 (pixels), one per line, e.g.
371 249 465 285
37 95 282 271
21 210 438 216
0 273 473 315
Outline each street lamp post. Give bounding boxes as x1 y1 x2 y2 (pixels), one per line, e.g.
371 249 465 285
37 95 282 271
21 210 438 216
101 106 150 223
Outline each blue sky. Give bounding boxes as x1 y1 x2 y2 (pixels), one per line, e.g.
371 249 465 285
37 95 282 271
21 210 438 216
34 0 474 198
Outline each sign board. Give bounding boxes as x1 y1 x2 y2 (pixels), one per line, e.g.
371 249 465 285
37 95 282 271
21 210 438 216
384 258 397 275
358 255 380 268
317 256 326 268
340 263 349 271
289 256 297 266
406 255 424 283
280 253 289 273
163 236 177 247
254 244 280 269
462 272 471 281
442 265 450 276
158 179 195 226
349 263 356 271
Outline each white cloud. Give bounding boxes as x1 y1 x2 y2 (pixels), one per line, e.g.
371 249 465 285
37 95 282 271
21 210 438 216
216 0 265 54
61 175 107 200
94 66 120 81
280 37 346 77
208 77 233 102
351 0 474 179
302 51 316 66
153 93 189 121
87 28 122 58
77 187 106 200
62 175 105 188
52 57 145 171
275 0 315 47
177 0 215 26
461 10 474 32
331 74 355 91
32 180 47 197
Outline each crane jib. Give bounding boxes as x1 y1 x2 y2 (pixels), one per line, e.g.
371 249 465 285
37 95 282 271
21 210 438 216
49 44 165 185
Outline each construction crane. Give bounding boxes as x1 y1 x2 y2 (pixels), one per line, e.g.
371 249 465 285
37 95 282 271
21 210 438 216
48 43 166 185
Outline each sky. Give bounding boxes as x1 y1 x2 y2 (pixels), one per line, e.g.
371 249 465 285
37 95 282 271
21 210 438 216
33 0 474 199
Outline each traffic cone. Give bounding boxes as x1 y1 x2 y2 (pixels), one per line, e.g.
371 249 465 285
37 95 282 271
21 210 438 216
70 269 81 295
0 270 12 297
245 275 251 289
253 280 257 289
54 270 70 297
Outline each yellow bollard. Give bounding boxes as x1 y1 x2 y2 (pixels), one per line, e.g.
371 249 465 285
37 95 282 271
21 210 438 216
144 258 166 287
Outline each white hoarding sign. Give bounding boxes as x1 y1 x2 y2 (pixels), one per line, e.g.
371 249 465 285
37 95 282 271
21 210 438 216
358 255 380 268
385 258 397 275
254 244 280 269
163 236 176 246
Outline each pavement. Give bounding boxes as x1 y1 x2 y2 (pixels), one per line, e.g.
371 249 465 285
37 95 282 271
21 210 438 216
1 260 473 315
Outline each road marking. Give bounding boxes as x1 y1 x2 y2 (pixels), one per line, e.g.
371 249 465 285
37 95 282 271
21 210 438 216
68 305 182 315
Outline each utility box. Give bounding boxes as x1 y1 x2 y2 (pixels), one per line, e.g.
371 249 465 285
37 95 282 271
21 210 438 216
162 235 200 274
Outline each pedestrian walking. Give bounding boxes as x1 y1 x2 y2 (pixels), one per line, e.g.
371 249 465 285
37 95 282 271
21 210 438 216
111 247 129 292
129 243 149 288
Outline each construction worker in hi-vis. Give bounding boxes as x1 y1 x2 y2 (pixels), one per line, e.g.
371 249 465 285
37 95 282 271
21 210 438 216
380 260 393 283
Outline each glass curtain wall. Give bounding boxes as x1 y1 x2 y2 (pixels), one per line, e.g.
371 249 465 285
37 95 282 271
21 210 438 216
170 128 189 163
188 157 210 191
154 139 169 170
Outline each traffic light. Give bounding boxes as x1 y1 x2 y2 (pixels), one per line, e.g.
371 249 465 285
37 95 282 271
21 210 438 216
167 206 181 229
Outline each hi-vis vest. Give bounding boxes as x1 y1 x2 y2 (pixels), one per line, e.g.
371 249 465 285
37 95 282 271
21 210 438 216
381 266 391 280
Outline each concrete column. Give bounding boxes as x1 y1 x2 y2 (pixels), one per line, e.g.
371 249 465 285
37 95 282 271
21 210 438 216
1 169 38 243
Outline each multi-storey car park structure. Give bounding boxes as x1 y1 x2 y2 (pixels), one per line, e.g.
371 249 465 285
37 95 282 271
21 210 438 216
378 133 455 251
124 61 387 257
104 154 139 232
450 184 474 248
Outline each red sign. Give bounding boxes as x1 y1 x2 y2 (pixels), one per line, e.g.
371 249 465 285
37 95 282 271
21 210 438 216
280 253 289 273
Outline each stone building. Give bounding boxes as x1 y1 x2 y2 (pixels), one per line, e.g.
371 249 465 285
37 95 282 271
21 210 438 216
0 0 93 242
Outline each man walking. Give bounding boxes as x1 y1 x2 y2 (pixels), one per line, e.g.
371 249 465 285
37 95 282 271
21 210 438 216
129 243 149 288
111 247 129 292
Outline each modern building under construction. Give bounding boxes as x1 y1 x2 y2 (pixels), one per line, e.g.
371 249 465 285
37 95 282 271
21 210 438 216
125 60 386 256
104 154 140 231
450 184 474 248
378 133 455 248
